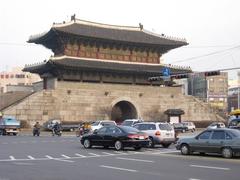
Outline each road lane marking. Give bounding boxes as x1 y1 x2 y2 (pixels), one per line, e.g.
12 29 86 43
113 151 127 154
13 162 34 165
54 159 75 163
9 156 16 160
102 152 115 156
75 153 86 157
100 165 138 172
45 155 54 159
27 156 35 160
116 157 154 163
61 154 71 158
88 153 100 156
189 178 201 180
151 150 179 154
190 164 230 171
46 155 74 163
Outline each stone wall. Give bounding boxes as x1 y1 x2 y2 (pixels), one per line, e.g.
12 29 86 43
2 81 224 126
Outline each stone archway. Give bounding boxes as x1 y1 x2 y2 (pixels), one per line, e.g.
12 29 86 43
111 101 137 124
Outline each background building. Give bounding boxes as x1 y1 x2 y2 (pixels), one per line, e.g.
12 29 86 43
188 72 228 113
0 67 41 93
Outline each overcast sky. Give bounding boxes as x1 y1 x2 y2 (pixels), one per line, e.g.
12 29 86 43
0 0 240 79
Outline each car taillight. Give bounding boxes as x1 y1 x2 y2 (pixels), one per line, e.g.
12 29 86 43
128 134 138 139
155 131 161 136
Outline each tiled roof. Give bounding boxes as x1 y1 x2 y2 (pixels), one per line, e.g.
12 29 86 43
23 56 192 75
29 19 188 47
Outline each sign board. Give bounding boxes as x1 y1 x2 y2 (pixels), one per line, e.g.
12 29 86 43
162 67 170 77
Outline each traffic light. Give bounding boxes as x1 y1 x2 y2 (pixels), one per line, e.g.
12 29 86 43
204 71 220 76
171 74 188 79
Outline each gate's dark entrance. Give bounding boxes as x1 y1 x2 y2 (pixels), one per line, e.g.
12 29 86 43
111 101 137 124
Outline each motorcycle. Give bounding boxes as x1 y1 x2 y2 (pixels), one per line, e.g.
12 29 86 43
52 128 62 136
33 127 40 136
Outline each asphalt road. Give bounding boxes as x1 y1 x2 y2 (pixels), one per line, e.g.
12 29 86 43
0 135 239 180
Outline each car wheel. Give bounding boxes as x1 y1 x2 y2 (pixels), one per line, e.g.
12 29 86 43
83 139 92 149
162 143 171 148
114 140 123 151
222 147 233 158
147 137 155 148
180 144 190 155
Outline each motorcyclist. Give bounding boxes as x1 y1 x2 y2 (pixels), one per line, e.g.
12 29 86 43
33 122 41 136
52 122 62 136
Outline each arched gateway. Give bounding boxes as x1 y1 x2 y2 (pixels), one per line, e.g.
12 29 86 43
111 101 137 124
20 16 191 124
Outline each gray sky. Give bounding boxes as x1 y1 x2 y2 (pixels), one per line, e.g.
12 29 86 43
1 0 240 78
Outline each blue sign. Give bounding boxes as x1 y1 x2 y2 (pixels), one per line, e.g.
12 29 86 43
162 67 170 76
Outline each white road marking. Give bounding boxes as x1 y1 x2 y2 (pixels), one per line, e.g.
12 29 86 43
88 153 100 156
9 156 16 160
152 150 179 154
189 178 201 180
27 156 35 160
190 164 230 171
100 165 138 172
46 155 74 163
102 152 115 156
13 162 34 165
116 157 154 163
61 154 71 158
54 159 75 163
45 155 54 159
113 151 127 154
75 153 86 157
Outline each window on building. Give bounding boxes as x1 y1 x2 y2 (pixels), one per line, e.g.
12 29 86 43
1 75 4 79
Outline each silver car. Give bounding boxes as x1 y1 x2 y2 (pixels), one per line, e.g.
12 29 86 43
176 128 240 158
134 122 175 148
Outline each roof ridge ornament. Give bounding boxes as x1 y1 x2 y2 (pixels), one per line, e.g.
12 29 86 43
139 23 143 30
71 14 76 22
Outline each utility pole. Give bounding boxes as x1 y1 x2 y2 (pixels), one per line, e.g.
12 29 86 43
238 86 240 109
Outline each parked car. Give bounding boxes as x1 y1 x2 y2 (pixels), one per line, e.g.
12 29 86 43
228 118 240 130
90 120 117 132
80 125 149 150
173 123 188 133
181 121 196 132
207 122 225 129
43 119 79 131
121 119 143 127
133 122 175 148
0 116 20 136
176 128 240 158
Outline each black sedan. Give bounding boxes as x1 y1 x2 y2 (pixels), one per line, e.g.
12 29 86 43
80 125 149 150
176 128 240 158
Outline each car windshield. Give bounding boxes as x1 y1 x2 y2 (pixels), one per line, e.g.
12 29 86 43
159 124 173 130
119 126 139 133
102 122 116 126
228 129 240 137
173 123 183 127
229 119 240 126
122 121 133 126
91 121 100 126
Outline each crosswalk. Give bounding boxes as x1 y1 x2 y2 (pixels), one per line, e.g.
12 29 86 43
0 149 179 162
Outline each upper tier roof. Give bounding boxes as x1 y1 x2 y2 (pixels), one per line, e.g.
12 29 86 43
28 18 188 49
